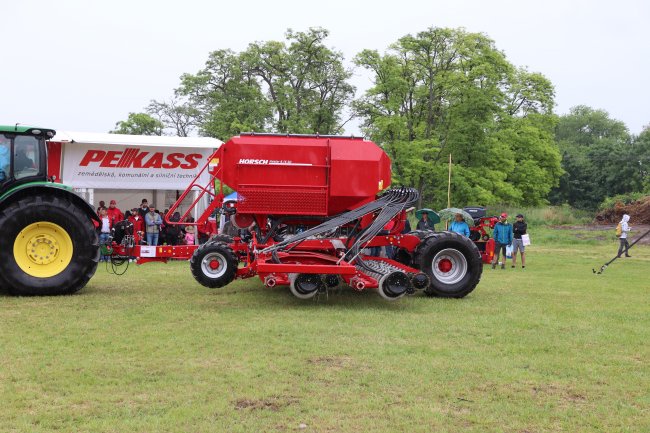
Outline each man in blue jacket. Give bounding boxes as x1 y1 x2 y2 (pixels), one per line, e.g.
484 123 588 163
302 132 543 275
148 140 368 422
491 212 513 269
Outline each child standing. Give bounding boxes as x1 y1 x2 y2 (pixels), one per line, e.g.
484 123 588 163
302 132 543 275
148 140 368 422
617 214 632 258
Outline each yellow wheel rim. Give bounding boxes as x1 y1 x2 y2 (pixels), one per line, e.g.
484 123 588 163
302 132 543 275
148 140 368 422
13 222 74 278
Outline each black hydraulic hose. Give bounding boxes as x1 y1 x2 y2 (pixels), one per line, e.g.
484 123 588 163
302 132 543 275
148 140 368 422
344 218 363 249
593 227 650 274
262 187 417 254
344 188 419 264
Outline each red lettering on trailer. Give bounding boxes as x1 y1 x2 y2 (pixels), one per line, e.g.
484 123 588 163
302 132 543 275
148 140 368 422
102 151 122 168
78 149 203 169
129 151 149 168
79 150 105 166
162 153 183 169
181 154 202 169
142 152 164 169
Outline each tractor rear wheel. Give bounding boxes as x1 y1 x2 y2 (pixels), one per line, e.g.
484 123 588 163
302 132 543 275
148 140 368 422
0 195 99 296
190 241 238 288
416 232 482 298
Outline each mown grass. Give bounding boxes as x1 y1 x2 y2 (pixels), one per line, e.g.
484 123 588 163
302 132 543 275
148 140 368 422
1 228 649 432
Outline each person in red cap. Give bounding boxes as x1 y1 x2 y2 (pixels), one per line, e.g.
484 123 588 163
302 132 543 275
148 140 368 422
491 212 513 269
106 199 124 225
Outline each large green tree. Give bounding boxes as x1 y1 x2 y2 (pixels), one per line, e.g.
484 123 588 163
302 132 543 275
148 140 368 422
549 105 638 209
354 27 561 208
634 126 650 191
147 96 200 137
177 49 272 140
110 112 163 136
177 28 354 139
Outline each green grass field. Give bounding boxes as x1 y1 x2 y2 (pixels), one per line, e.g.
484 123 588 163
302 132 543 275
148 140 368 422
1 227 649 432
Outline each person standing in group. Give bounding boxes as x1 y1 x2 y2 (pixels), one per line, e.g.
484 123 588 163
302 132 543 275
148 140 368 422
98 208 112 262
129 207 145 242
145 205 162 246
106 199 124 225
402 207 415 234
183 217 196 245
138 198 150 218
417 212 435 231
511 213 527 268
166 211 181 246
491 212 513 269
450 213 470 237
617 214 632 258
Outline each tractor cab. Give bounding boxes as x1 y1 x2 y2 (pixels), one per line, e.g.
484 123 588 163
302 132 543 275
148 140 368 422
0 125 53 193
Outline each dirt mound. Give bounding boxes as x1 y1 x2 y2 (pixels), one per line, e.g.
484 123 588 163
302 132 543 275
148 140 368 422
595 196 650 224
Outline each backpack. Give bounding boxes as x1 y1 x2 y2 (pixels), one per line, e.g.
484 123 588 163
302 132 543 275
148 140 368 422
615 223 622 237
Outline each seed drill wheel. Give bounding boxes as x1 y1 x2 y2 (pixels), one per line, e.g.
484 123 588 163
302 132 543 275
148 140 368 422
289 273 323 300
190 241 238 288
416 232 483 298
0 195 99 296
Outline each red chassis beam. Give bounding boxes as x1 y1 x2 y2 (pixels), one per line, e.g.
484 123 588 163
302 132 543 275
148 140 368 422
111 244 199 263
108 232 422 271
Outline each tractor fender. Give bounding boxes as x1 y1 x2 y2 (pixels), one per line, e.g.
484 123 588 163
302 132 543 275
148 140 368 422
0 182 100 224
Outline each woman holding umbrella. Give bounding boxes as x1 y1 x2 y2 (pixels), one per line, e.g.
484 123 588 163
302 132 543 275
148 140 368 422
450 213 470 237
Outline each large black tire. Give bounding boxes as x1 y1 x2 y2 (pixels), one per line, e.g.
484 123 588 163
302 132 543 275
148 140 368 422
416 232 483 298
190 241 238 288
0 195 99 296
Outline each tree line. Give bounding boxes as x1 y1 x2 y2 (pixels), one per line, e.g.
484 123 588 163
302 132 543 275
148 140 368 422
111 27 649 210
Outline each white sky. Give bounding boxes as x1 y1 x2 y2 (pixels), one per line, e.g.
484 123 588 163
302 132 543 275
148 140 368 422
2 0 648 137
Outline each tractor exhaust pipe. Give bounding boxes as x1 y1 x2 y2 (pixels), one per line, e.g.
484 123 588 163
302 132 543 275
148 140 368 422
377 271 410 301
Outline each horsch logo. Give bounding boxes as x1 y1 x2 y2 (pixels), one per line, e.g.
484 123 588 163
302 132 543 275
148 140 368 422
239 158 269 165
79 148 203 169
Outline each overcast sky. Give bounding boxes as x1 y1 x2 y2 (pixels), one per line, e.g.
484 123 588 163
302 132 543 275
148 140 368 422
2 0 648 137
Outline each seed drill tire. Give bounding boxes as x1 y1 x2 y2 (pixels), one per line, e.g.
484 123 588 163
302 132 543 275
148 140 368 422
0 195 99 296
190 241 238 288
416 232 482 298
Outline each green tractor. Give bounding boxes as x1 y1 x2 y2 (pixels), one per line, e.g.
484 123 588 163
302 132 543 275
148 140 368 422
0 125 99 295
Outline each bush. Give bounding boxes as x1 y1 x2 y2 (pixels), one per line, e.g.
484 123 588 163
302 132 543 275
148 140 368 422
486 204 591 226
599 192 649 211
